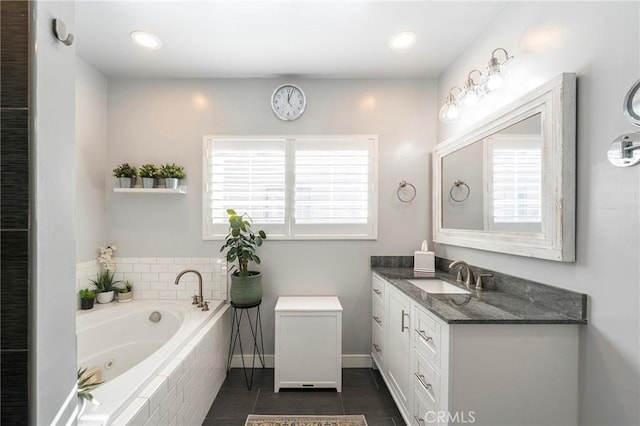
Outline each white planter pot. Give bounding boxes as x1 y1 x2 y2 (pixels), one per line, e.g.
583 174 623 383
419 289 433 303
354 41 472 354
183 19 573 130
117 291 133 303
96 290 115 304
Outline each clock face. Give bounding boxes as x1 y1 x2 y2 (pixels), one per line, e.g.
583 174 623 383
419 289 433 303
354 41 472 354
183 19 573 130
271 84 306 121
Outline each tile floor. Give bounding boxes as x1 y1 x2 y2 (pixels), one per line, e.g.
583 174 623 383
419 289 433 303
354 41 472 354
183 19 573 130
202 368 404 426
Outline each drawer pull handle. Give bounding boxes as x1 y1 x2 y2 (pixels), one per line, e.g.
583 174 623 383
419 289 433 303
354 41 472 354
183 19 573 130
401 310 409 332
373 316 382 325
373 343 382 353
414 416 425 425
415 329 433 342
415 373 433 391
373 288 382 295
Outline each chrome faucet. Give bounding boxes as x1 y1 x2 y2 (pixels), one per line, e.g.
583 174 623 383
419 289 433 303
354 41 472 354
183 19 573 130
175 269 204 308
449 260 475 288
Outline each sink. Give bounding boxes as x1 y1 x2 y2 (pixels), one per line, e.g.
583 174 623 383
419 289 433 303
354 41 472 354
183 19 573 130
407 279 471 294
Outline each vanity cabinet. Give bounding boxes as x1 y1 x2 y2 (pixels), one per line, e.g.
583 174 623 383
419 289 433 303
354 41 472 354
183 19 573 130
372 272 580 426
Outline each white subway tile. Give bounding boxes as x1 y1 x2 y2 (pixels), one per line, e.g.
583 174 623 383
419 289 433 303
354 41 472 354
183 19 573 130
143 406 161 426
141 272 159 282
156 258 175 264
158 291 177 300
191 258 209 264
112 397 148 426
159 359 183 390
160 385 177 420
123 272 142 282
158 272 176 282
116 263 133 273
150 264 169 273
139 257 158 264
177 290 195 300
139 376 168 415
132 282 150 291
152 282 168 291
133 264 151 273
138 290 159 300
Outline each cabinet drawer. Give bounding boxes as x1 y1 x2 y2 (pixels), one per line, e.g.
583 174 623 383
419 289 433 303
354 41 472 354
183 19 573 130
413 385 435 426
372 299 384 330
372 274 385 303
414 351 441 411
372 318 383 362
414 306 441 368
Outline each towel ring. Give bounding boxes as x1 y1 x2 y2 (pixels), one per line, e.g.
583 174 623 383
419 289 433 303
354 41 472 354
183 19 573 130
397 181 416 203
450 180 470 202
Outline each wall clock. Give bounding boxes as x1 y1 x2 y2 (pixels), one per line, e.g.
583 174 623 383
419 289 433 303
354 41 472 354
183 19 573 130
271 84 306 121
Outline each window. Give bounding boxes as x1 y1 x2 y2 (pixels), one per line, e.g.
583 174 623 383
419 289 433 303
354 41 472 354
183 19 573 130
203 135 377 239
484 135 542 232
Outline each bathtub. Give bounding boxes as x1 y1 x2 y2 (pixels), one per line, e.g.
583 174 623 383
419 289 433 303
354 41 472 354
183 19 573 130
77 299 231 425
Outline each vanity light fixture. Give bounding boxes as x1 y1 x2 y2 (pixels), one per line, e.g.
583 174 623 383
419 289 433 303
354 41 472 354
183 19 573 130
439 47 515 123
459 70 485 107
438 87 462 123
389 31 417 50
130 30 162 49
485 47 513 92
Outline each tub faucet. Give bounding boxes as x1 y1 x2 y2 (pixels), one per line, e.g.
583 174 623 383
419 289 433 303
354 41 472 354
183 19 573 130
449 260 475 288
175 269 204 308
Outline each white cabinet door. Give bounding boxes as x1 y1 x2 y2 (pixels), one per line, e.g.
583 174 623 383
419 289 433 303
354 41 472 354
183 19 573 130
385 285 412 416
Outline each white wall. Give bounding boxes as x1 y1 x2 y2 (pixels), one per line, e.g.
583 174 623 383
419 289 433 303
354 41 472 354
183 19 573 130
76 58 107 262
105 78 437 356
436 2 639 425
33 1 78 424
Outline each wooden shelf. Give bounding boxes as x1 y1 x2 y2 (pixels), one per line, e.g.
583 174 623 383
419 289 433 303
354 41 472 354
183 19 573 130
113 185 187 194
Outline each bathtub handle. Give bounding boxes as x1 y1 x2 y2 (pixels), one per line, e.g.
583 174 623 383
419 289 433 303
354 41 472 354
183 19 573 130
192 295 200 305
202 301 209 311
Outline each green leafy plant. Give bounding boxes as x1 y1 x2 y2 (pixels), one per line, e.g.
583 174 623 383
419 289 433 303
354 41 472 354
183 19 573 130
79 289 95 299
119 280 133 293
78 367 103 404
138 163 159 178
89 270 121 293
159 162 186 179
219 209 267 276
112 163 137 178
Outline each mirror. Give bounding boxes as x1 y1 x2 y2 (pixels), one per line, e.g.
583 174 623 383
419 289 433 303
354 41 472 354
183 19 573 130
434 73 576 262
623 79 640 127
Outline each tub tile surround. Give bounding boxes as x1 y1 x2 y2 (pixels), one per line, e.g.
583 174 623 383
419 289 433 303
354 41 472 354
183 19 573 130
76 257 228 304
372 255 587 324
109 305 231 426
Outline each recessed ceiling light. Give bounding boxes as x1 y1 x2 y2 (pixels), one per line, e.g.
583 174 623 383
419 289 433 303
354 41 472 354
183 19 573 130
130 30 162 50
389 31 417 50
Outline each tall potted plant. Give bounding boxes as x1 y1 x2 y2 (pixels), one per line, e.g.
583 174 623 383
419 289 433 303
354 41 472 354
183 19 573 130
112 163 137 188
219 209 267 306
158 162 186 189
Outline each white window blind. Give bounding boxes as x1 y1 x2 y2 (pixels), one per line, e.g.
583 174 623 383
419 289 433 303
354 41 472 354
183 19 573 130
485 135 542 231
203 135 377 239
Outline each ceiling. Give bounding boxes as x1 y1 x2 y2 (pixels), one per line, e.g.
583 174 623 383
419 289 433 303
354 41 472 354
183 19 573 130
75 1 507 79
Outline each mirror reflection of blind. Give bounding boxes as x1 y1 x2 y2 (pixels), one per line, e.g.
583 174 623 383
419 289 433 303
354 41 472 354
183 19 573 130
203 136 377 239
294 139 370 225
491 141 542 224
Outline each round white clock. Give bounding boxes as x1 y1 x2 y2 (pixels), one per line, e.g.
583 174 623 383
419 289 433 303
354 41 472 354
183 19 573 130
271 84 306 121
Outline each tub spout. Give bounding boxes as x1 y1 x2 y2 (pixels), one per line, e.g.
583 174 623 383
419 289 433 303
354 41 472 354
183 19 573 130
175 269 204 308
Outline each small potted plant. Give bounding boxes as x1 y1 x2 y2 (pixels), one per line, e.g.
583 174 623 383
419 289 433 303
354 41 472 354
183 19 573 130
90 270 121 304
79 289 96 310
138 163 159 188
159 162 186 189
112 163 137 188
219 209 267 305
117 280 134 303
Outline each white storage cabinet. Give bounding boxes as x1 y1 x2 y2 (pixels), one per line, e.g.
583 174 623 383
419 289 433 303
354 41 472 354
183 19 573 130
274 296 343 392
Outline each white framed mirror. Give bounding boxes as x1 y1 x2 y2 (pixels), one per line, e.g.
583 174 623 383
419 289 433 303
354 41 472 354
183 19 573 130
433 73 577 262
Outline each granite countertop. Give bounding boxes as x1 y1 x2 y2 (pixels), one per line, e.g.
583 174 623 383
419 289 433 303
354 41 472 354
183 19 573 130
373 267 588 325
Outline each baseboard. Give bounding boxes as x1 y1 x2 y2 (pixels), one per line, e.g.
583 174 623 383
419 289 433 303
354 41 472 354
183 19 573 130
229 354 372 369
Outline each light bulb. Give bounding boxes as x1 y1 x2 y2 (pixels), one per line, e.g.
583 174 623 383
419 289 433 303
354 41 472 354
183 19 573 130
389 31 418 50
439 102 459 123
130 30 162 49
461 90 479 107
486 73 503 91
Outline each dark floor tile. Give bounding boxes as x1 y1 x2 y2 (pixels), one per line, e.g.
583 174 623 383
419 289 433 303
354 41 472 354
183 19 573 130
223 368 274 391
341 368 378 389
206 388 258 417
341 387 402 418
255 389 343 415
364 416 402 426
202 417 247 426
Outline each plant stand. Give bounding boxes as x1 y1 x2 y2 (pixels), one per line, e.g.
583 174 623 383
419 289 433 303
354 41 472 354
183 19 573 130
226 301 265 390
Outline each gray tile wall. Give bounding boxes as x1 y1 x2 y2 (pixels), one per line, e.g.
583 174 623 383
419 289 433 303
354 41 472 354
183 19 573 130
1 0 31 423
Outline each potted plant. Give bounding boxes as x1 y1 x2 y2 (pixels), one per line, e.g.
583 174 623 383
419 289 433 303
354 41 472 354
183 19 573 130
138 163 159 188
112 163 137 188
90 270 121 303
117 280 134 303
219 209 267 305
159 162 186 189
78 367 103 415
79 289 96 310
